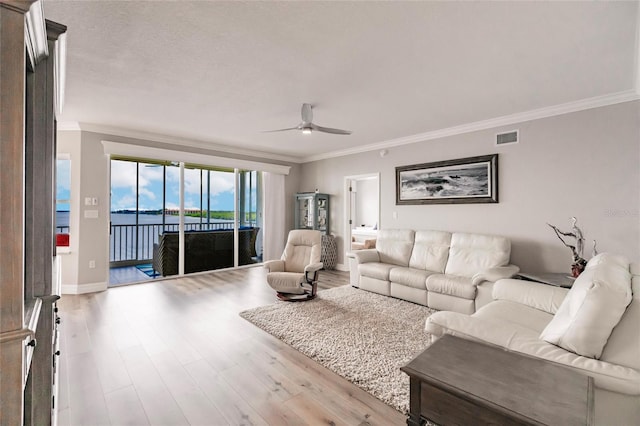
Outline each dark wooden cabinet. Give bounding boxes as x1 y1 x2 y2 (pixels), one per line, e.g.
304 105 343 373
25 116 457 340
0 2 66 425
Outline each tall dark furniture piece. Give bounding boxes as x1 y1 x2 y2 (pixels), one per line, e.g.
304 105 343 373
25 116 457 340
0 2 66 425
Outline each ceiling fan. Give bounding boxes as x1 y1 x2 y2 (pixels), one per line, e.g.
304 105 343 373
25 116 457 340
264 103 352 135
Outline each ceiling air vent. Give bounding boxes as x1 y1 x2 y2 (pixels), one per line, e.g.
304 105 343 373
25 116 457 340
496 130 519 146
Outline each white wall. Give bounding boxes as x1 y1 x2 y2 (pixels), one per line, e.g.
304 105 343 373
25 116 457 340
56 131 81 289
56 130 111 293
57 130 300 293
299 101 640 272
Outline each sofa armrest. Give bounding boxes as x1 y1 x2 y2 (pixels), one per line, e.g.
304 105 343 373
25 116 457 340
264 260 284 273
471 264 520 286
305 262 323 273
492 278 568 315
353 249 380 264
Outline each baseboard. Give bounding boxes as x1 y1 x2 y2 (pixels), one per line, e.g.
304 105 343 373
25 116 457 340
335 263 349 272
61 281 107 295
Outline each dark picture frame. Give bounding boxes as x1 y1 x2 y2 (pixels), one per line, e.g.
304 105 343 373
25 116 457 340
396 154 498 205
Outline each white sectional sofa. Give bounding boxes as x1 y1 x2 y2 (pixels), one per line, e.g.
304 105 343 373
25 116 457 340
352 229 519 314
426 254 640 425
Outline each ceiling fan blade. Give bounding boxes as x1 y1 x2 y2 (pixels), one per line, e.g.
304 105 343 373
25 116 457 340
301 103 313 124
311 124 352 135
262 126 300 133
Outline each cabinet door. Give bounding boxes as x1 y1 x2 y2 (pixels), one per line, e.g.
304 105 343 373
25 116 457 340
317 197 328 233
296 196 313 229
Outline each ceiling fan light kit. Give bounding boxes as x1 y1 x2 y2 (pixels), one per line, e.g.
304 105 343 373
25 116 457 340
264 103 352 136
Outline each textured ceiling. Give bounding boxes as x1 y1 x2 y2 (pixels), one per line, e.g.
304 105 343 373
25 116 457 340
44 1 639 162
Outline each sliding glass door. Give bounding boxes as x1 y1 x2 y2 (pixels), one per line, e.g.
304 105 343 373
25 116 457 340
109 158 262 275
239 170 262 265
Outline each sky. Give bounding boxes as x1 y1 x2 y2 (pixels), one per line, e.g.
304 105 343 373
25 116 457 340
110 160 236 212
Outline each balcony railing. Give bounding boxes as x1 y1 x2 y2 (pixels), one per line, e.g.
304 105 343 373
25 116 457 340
109 222 234 264
56 221 258 267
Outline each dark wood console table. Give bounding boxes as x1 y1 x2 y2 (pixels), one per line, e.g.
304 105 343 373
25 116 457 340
401 335 593 426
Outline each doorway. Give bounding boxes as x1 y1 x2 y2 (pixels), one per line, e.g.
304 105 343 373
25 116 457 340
344 173 380 258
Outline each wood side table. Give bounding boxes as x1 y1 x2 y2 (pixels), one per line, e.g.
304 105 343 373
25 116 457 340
401 335 593 426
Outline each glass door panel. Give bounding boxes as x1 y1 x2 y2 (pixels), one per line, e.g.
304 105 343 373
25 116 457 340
239 170 261 265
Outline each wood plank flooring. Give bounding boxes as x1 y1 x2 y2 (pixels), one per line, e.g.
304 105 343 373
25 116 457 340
56 267 406 425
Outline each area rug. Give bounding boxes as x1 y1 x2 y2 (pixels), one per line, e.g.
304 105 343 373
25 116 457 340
239 285 436 413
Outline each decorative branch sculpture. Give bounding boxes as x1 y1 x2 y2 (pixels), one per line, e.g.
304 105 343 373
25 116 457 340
547 217 588 277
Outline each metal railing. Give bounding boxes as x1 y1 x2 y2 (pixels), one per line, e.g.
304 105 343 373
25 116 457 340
109 222 234 264
57 221 259 266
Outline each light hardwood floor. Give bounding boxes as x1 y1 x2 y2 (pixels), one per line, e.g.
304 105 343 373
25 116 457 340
56 266 406 425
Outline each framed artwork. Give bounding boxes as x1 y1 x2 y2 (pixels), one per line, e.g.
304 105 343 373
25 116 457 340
396 154 498 205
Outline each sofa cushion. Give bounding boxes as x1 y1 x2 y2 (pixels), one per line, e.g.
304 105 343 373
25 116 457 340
426 274 476 300
599 263 639 371
445 232 510 278
474 300 553 333
408 230 452 273
600 278 640 370
540 253 632 359
359 262 396 281
586 252 630 270
428 292 475 314
389 267 433 289
376 229 415 267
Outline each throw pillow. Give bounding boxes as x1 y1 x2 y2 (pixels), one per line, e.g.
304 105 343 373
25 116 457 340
540 254 632 359
585 252 629 270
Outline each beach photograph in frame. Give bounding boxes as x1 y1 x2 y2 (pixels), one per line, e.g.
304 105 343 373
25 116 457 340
396 154 498 205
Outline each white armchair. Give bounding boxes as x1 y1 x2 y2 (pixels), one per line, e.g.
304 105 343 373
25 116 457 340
265 230 323 301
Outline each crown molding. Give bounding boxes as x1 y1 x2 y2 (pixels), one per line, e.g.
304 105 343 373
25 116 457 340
56 122 302 164
25 0 48 69
301 90 640 163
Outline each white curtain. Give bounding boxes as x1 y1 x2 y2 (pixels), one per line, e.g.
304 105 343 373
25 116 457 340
263 172 286 261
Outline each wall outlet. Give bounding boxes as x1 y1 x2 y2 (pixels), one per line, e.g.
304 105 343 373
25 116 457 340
392 211 398 219
89 260 95 269
85 197 92 206
91 197 98 206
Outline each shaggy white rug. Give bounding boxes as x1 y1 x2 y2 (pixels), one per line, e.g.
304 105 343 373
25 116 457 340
239 285 436 413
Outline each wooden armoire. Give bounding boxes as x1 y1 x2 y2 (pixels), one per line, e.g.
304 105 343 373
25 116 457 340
0 1 66 425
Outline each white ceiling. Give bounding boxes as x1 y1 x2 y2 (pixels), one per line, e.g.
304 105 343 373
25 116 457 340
44 1 639 163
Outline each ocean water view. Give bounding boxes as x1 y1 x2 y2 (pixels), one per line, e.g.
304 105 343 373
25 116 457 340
56 211 228 228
